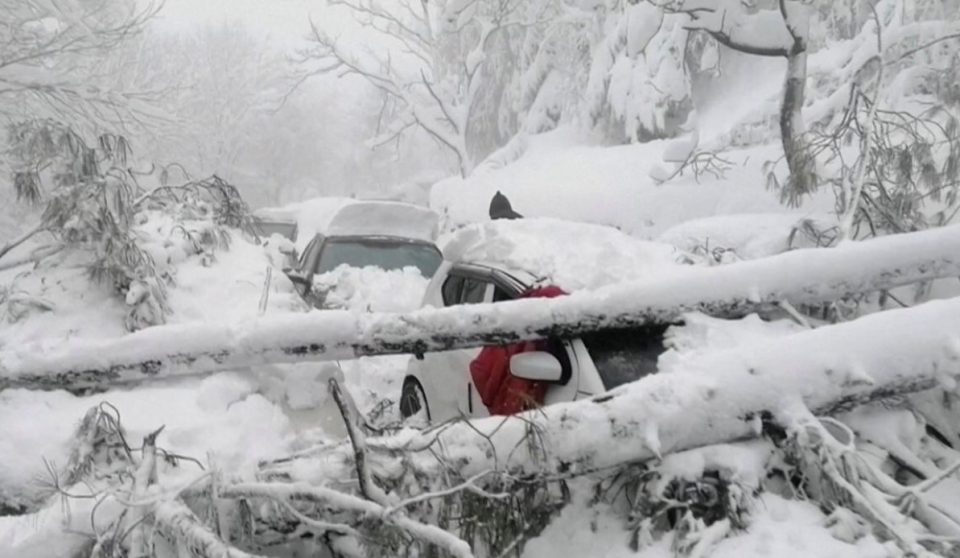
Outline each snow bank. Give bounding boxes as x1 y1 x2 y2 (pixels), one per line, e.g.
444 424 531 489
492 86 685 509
164 230 305 324
657 213 835 261
0 373 294 512
431 128 833 238
0 226 304 353
442 217 687 291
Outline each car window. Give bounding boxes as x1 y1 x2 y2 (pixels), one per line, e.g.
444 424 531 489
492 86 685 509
299 237 323 272
460 278 487 304
315 238 442 277
493 286 513 302
580 325 668 390
442 276 465 306
441 273 492 306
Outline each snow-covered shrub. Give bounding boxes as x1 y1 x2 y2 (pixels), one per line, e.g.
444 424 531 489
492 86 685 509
595 7 694 142
2 121 255 331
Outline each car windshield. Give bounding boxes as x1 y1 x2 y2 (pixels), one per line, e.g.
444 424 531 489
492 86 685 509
580 325 668 390
256 221 298 241
317 237 442 277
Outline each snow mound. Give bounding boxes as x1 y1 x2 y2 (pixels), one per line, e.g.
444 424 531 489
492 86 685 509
442 218 687 291
430 127 833 238
658 213 835 261
0 373 294 512
164 230 305 324
312 265 431 312
0 220 304 352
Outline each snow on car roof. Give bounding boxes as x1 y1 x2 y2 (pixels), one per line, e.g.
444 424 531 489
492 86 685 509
441 218 687 292
326 201 439 242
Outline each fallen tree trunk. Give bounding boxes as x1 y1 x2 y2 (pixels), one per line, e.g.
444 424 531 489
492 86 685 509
5 298 960 555
270 295 960 480
4 224 960 392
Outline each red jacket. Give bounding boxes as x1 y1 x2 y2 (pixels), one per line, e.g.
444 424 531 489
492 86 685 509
469 286 567 415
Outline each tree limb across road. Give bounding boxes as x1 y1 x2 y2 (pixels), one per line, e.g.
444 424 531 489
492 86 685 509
270 295 960 479
3 224 960 392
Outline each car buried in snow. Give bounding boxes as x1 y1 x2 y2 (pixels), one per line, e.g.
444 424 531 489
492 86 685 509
398 218 689 424
253 206 300 243
253 207 300 268
284 200 443 309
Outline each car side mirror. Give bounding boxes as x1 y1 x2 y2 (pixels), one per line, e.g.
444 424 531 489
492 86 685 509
510 351 563 382
283 268 313 294
284 269 311 287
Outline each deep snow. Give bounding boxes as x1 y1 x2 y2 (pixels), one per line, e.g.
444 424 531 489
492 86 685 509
2 28 955 555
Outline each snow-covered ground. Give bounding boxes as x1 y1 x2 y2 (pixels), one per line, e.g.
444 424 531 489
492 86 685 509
0 147 934 556
431 128 834 240
4 19 957 556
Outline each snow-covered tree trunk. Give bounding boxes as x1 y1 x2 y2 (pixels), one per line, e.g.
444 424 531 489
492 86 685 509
4 223 960 392
677 0 816 202
274 295 960 479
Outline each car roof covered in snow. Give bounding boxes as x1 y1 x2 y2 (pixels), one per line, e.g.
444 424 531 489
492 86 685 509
325 201 439 242
440 218 687 292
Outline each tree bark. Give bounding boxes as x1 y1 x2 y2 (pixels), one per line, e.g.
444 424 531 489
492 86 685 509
4 224 960 393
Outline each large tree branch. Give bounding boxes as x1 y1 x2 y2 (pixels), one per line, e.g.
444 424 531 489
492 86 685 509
272 295 960 481
5 224 960 392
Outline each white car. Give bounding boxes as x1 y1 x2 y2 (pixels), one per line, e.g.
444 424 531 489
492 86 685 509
399 218 684 423
284 201 443 307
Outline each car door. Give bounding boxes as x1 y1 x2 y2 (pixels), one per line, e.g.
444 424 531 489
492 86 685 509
417 267 494 420
287 236 324 300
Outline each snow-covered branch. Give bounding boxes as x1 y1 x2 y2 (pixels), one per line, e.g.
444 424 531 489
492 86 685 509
5 224 960 391
216 482 474 558
669 0 815 201
290 295 960 480
0 0 161 132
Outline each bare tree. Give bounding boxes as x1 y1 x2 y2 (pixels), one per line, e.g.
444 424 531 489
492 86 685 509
299 0 559 177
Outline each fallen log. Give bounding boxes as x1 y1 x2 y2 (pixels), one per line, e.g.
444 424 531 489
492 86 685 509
273 296 960 479
3 224 960 392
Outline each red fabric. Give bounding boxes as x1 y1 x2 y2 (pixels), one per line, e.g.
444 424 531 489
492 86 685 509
469 286 568 415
